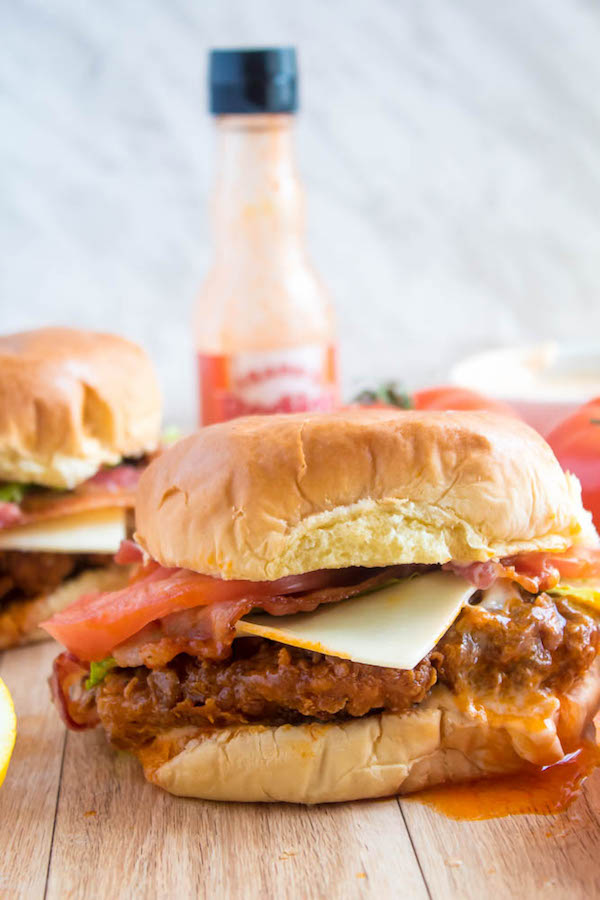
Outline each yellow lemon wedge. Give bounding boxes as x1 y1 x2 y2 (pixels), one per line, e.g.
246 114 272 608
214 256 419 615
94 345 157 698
0 677 16 787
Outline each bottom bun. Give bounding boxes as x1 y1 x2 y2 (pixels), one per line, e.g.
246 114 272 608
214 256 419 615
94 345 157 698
138 662 600 804
0 565 129 650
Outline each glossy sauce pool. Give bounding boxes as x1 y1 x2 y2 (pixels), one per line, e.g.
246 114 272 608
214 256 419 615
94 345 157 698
407 743 600 820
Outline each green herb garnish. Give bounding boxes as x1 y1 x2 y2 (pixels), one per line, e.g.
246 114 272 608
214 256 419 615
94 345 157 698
353 382 412 409
0 482 30 504
85 657 118 690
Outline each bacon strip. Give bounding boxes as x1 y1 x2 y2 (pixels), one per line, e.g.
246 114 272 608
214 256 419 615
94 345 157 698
111 567 414 668
43 562 420 664
49 652 99 731
84 465 141 491
446 546 600 594
114 539 145 566
0 463 142 530
0 502 24 528
44 541 600 670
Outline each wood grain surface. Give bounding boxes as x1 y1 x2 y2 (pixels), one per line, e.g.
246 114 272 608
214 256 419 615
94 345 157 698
1 641 599 899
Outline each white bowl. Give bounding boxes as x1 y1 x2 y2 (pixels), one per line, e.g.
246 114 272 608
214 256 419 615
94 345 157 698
450 342 600 436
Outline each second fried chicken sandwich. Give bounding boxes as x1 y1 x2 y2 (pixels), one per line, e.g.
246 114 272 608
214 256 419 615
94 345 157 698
0 327 161 647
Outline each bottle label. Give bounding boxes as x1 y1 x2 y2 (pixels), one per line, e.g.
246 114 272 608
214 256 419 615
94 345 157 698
199 344 338 425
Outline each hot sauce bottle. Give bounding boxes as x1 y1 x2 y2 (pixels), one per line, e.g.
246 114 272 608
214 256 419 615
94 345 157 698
196 48 339 426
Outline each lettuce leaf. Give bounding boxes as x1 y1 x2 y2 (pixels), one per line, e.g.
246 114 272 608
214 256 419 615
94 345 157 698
549 582 600 613
85 657 117 690
0 482 29 504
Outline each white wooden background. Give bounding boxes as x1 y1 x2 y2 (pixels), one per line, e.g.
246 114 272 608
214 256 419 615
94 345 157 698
1 0 600 424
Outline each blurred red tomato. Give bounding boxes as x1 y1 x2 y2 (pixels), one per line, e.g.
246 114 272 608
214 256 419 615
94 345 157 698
350 384 518 416
546 399 600 526
413 386 518 416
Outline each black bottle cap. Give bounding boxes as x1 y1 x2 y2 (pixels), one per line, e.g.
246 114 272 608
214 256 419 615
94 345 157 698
209 47 298 115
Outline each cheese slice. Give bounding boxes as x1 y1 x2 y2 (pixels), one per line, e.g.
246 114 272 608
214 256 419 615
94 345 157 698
236 571 475 670
0 507 127 554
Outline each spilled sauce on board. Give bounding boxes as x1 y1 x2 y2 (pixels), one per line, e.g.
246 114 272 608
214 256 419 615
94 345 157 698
408 742 600 820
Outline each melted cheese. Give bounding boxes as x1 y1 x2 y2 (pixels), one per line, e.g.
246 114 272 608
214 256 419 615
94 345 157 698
236 571 475 670
0 507 126 554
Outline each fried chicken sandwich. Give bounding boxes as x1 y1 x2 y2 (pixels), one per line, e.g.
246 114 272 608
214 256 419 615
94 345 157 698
46 410 600 802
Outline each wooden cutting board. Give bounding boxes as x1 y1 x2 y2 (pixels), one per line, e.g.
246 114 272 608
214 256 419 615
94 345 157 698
1 641 599 899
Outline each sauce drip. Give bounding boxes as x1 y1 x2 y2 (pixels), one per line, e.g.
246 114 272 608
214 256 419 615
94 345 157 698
408 743 600 820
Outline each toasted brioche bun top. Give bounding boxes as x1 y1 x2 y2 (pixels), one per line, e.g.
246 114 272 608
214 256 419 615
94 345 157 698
0 328 162 488
135 410 595 581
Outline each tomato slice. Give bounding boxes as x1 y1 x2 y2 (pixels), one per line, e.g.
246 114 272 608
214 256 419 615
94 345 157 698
546 546 600 580
547 399 600 529
503 547 600 589
42 566 224 661
41 564 350 661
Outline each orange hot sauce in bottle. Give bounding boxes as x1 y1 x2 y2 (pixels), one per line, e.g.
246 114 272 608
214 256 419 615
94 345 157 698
196 48 338 426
